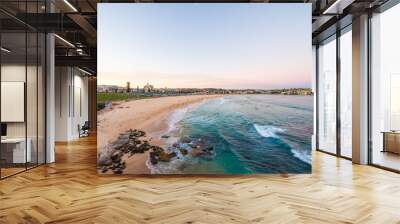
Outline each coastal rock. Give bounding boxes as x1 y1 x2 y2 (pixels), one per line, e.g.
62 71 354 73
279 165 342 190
100 128 169 174
158 151 177 162
120 161 126 169
129 129 146 138
111 152 123 164
151 146 164 154
113 169 123 174
179 148 188 155
188 139 213 152
191 149 205 157
102 129 222 173
132 141 151 153
149 146 177 163
113 139 128 148
200 145 213 152
98 154 112 166
150 152 158 165
112 163 120 170
118 133 130 140
101 166 109 173
181 136 191 143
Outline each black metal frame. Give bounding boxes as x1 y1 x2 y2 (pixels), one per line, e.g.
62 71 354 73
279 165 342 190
0 23 2 179
336 28 341 158
315 44 319 151
315 33 337 156
367 10 373 166
315 23 353 162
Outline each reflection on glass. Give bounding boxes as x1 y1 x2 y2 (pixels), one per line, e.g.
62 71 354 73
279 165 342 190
318 37 337 154
340 29 352 158
390 75 400 130
371 3 400 171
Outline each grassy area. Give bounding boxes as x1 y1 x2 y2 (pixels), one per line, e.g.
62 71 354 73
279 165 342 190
97 92 148 103
97 92 151 111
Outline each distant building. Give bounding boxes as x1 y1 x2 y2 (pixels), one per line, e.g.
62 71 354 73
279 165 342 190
97 85 119 93
143 83 154 93
116 87 126 93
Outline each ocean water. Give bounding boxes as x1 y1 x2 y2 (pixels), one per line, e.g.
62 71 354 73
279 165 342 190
153 95 313 174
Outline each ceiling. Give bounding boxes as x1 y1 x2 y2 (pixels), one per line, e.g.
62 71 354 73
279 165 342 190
0 0 392 75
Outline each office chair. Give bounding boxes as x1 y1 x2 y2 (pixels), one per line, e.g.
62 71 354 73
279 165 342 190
79 121 90 138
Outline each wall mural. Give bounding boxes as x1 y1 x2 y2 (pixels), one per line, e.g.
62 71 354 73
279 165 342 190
97 3 313 174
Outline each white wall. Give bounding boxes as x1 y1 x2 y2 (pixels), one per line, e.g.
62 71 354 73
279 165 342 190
1 65 26 136
55 66 69 141
1 63 46 164
70 72 89 138
55 67 89 141
1 65 39 138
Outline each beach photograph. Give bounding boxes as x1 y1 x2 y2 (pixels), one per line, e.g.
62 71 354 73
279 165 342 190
97 3 313 174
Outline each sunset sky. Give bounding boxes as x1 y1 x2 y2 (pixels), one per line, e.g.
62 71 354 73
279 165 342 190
98 3 312 89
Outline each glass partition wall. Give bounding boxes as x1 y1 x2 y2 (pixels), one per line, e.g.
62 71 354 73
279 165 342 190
370 3 400 171
317 35 337 155
339 27 352 159
0 5 46 179
316 26 353 159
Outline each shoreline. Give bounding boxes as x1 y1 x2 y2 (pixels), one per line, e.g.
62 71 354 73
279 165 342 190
97 94 223 174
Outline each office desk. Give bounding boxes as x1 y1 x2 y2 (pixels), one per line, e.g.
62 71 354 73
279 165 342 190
1 138 31 163
382 131 400 154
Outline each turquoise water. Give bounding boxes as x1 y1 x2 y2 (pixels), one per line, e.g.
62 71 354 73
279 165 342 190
156 95 313 174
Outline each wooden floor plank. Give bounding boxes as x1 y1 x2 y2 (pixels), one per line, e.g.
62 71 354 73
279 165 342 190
0 135 399 223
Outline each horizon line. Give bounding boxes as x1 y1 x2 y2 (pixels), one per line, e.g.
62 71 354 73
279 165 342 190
97 85 312 90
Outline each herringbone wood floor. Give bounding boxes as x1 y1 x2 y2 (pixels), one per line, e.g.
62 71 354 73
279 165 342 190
1 135 400 224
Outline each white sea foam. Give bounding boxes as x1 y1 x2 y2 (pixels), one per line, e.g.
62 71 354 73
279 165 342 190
147 146 193 174
253 124 285 138
291 149 311 164
147 157 186 174
167 107 189 133
218 97 228 105
166 101 205 133
148 102 202 174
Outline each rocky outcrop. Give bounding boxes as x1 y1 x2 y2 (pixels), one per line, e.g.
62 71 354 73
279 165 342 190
191 148 205 157
98 129 155 174
150 148 177 164
98 130 216 174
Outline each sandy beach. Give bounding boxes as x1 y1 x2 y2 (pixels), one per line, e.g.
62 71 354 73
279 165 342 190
97 95 222 174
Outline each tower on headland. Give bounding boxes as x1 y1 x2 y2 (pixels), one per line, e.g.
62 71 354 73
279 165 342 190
126 82 131 93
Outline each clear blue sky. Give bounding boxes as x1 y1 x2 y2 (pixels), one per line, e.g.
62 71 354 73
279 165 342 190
98 3 312 89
